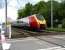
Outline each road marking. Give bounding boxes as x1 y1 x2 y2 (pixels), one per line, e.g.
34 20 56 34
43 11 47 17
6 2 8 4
52 36 65 38
37 46 65 50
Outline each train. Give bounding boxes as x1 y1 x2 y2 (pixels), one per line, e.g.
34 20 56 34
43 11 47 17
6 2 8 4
12 14 47 30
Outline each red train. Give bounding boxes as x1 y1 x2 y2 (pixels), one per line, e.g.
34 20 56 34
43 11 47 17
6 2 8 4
12 14 47 30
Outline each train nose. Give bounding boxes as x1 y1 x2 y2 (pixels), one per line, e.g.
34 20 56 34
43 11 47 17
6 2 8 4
40 24 46 30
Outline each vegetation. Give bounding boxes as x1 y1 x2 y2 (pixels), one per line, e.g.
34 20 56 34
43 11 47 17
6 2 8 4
18 0 65 28
46 28 65 32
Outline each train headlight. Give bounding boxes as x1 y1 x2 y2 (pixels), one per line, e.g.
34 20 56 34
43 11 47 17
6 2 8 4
38 20 46 24
43 20 46 24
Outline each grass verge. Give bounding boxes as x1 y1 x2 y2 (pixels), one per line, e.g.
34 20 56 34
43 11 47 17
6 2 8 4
46 28 65 32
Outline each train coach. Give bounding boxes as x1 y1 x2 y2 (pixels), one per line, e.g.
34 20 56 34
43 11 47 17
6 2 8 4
12 14 47 30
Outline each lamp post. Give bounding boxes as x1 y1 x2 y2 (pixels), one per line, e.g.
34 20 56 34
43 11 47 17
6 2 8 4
51 0 53 28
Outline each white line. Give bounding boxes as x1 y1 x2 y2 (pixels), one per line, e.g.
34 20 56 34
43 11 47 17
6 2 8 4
37 46 65 50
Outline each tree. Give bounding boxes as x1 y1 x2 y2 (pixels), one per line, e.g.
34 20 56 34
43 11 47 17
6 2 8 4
32 1 48 16
18 3 33 19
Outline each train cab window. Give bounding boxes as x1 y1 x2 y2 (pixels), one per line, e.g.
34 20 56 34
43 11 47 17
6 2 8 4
36 14 44 20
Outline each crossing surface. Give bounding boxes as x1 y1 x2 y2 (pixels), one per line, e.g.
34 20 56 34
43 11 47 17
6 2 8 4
5 34 65 50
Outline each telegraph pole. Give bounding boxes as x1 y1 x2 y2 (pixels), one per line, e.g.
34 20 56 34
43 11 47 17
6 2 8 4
51 0 53 28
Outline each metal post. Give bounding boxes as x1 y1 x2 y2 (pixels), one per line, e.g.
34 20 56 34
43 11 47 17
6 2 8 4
51 0 53 29
8 25 11 38
5 0 7 36
5 0 12 39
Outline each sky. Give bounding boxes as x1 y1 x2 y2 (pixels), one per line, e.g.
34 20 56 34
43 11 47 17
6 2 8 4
0 0 62 23
0 0 42 23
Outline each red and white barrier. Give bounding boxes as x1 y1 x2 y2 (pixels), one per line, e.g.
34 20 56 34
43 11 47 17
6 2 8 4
1 34 11 50
0 25 11 50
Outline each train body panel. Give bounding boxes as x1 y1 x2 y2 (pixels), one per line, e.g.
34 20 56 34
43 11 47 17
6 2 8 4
29 15 40 29
12 14 47 30
19 17 29 25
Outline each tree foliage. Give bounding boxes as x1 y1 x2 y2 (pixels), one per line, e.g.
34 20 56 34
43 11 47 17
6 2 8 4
18 3 33 18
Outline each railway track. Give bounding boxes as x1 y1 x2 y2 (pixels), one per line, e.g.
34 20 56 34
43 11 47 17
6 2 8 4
12 27 65 48
11 27 45 36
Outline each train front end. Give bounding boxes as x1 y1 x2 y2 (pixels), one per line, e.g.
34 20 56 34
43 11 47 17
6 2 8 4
36 14 47 30
29 14 47 30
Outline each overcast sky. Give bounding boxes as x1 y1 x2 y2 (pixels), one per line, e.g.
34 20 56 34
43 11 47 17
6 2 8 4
0 0 62 23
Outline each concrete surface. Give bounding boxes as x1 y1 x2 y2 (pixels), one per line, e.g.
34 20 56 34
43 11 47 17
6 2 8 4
7 34 65 50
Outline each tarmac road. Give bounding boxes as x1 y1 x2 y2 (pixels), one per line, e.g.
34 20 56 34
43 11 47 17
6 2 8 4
5 34 65 50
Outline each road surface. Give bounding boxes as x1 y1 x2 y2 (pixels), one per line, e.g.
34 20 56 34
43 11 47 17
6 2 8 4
4 34 65 50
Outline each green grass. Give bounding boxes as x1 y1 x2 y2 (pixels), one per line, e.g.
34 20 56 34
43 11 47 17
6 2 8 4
46 28 65 32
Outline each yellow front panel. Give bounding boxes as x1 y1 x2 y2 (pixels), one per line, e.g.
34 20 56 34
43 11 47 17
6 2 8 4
38 19 46 24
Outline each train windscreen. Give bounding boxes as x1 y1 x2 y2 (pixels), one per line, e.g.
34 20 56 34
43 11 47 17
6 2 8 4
36 14 44 20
